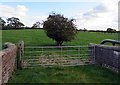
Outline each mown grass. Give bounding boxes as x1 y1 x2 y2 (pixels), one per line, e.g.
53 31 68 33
8 65 119 83
2 29 117 46
2 29 119 83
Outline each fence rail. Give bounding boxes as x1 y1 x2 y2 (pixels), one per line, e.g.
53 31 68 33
25 45 88 48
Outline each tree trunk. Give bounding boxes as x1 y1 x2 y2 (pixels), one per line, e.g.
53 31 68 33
56 41 59 46
59 41 63 46
56 41 63 46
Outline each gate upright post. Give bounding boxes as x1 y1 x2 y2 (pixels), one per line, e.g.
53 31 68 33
78 46 80 58
61 46 62 57
17 41 24 69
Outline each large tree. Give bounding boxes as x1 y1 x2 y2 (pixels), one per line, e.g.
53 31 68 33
7 17 24 28
43 13 77 46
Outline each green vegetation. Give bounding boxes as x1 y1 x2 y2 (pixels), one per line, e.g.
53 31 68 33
43 13 77 46
2 29 119 83
2 29 117 46
8 65 119 83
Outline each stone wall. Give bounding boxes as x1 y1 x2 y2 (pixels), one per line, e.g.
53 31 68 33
0 43 17 84
89 43 120 73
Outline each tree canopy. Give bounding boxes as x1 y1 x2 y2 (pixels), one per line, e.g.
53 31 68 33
107 28 116 33
7 17 24 28
0 17 6 27
31 22 41 28
43 13 77 46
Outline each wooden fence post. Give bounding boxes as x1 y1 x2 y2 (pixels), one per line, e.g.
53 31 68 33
17 41 24 69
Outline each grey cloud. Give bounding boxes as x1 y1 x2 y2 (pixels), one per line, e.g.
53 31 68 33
83 3 108 18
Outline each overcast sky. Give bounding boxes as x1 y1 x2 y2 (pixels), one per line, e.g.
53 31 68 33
0 0 119 30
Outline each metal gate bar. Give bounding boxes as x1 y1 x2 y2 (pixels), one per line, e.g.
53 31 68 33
23 46 94 68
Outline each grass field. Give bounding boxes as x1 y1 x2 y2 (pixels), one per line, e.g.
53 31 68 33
1 29 119 83
2 29 117 46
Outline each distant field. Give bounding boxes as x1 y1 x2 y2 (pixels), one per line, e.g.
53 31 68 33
2 29 117 46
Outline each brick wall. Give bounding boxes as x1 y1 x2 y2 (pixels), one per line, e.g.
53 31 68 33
0 43 17 84
89 43 120 73
0 52 2 85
